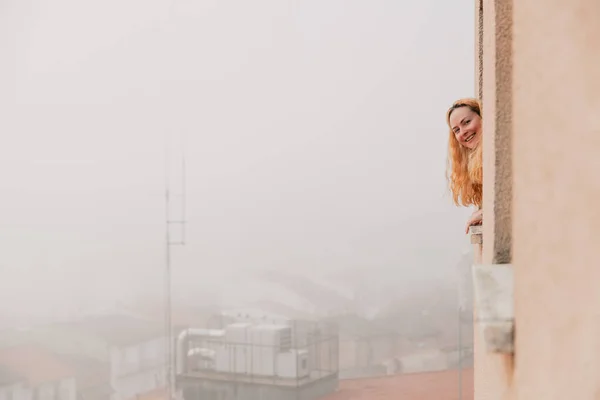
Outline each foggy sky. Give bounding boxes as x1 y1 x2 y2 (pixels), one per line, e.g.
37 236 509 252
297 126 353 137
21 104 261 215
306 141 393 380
0 0 475 320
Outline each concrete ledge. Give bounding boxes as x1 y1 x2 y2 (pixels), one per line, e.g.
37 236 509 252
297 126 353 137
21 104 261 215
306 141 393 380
472 263 514 353
469 225 483 244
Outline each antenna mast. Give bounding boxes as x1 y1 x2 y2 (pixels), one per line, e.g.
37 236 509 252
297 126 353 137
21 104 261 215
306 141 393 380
160 4 185 399
165 142 186 400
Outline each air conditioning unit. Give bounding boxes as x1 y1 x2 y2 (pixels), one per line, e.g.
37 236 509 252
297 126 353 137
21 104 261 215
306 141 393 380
213 323 309 379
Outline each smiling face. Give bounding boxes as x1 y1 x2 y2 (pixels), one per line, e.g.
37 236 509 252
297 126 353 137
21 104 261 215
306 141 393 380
449 106 482 149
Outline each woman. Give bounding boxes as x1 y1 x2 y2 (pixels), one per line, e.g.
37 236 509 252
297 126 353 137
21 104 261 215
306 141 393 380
446 98 483 234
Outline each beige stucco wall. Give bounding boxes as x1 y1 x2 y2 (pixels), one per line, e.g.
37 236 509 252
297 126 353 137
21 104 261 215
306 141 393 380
472 241 513 400
475 0 600 399
474 0 514 399
481 0 512 266
511 0 600 399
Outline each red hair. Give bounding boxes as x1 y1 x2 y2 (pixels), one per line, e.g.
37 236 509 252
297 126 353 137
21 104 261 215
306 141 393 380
446 98 483 207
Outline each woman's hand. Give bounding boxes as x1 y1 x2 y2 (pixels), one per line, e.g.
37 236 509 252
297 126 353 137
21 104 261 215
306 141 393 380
465 209 483 234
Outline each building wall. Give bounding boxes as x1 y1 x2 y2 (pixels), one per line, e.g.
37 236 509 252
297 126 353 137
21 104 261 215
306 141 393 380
338 335 414 372
337 338 357 371
474 0 515 398
35 378 76 400
0 379 75 400
30 327 165 400
0 383 30 400
110 339 165 400
511 0 600 399
476 0 600 399
58 378 77 400
113 369 164 400
181 375 337 400
399 349 448 374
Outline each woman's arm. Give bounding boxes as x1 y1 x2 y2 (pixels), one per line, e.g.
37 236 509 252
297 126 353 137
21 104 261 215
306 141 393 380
465 208 483 234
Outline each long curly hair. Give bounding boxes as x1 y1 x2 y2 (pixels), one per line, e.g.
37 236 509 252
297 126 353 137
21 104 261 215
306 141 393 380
446 98 483 208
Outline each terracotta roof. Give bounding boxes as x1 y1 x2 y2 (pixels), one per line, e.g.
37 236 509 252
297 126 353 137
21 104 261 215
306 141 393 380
128 388 167 400
131 303 218 328
322 368 473 400
0 345 74 385
54 353 110 387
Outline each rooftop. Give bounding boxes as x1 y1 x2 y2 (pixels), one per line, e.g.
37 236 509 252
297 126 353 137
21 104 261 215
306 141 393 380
128 388 167 400
0 345 74 385
52 314 164 346
327 313 440 341
131 302 218 328
322 368 474 400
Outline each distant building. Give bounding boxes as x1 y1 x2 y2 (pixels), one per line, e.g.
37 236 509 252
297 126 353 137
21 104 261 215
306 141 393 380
29 314 170 400
54 354 113 400
328 313 455 379
0 365 27 400
0 345 77 400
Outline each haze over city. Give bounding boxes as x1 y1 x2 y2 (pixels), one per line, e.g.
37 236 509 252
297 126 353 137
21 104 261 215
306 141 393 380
0 0 474 323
